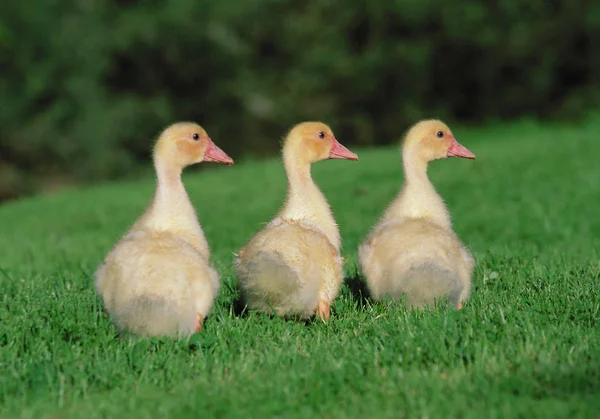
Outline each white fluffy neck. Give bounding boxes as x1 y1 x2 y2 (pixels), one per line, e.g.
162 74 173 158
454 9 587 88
136 158 208 254
276 152 341 250
380 148 451 229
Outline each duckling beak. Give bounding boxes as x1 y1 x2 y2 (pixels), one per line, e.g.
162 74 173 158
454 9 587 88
204 139 234 165
329 137 358 161
447 137 475 159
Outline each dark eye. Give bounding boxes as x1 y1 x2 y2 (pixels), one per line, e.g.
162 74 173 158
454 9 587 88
318 132 325 139
436 131 444 138
192 133 199 140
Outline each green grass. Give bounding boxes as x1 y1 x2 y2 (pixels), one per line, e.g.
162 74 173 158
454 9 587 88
1 118 600 418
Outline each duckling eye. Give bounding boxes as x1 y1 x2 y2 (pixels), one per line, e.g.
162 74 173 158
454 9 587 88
436 131 444 138
318 132 325 139
192 133 200 140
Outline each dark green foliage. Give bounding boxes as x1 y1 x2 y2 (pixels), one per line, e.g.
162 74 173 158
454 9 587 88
1 0 600 199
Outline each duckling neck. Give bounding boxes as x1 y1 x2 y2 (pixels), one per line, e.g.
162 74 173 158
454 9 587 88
278 153 341 250
382 149 451 229
152 162 190 215
137 159 209 254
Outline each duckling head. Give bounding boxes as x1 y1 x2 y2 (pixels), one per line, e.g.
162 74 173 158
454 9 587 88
283 122 358 164
154 122 234 169
403 120 475 163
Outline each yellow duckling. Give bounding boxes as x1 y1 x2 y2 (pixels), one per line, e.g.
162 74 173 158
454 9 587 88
235 122 358 321
94 122 233 336
359 120 475 309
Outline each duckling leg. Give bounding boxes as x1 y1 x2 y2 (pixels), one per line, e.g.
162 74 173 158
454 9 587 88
195 314 204 332
314 250 343 322
457 301 463 310
238 246 246 259
315 300 330 322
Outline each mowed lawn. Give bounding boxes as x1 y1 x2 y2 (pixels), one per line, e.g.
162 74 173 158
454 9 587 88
1 119 599 418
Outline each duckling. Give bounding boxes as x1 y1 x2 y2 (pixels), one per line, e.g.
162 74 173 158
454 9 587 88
234 122 358 321
94 122 233 337
358 120 475 309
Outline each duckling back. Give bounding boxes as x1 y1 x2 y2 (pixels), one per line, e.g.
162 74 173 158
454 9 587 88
235 221 340 318
95 229 219 336
360 219 472 308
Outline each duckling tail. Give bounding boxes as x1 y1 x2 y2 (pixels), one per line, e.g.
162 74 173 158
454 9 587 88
115 296 196 337
392 263 463 309
237 250 319 317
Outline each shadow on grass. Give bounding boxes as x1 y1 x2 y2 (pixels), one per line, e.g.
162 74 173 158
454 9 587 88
229 294 316 326
344 273 373 310
231 294 249 318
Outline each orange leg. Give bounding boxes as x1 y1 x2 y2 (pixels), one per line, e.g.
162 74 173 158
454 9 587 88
315 300 330 322
195 314 204 333
457 301 463 310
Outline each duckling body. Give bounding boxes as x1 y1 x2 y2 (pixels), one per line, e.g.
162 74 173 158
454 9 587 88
95 230 218 336
359 120 475 309
236 220 342 318
94 122 233 336
235 122 357 320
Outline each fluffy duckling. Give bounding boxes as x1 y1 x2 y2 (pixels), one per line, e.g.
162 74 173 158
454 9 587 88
358 120 475 309
235 122 358 321
94 122 233 337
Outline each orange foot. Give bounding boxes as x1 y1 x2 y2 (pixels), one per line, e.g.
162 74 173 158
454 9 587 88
457 302 463 310
315 300 330 322
195 314 204 333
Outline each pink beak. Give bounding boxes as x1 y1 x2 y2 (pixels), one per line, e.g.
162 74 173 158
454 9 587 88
204 138 234 165
447 137 476 159
329 137 358 161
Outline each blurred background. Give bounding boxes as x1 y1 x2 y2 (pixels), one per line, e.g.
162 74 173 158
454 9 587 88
1 0 599 202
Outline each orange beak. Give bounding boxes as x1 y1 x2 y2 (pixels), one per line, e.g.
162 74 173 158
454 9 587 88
329 137 358 161
447 137 475 159
204 138 234 165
